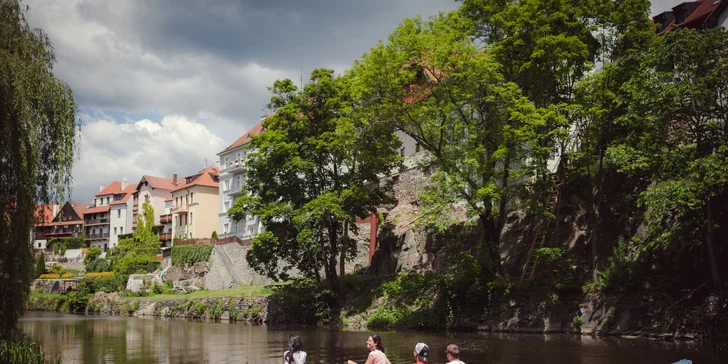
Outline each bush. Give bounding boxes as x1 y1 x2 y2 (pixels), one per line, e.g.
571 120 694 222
60 273 74 278
271 279 336 325
35 253 46 278
84 247 102 265
85 272 114 278
211 231 218 239
38 274 60 279
590 237 641 295
85 259 111 273
50 236 85 255
0 336 58 364
89 275 123 293
171 244 213 267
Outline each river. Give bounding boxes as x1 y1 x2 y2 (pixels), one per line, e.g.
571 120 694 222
19 311 727 363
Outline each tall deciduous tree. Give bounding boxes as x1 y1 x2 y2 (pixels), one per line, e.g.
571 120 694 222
0 0 79 340
229 69 401 294
351 13 557 274
614 28 728 292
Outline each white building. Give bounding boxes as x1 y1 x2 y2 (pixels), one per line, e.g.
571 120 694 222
217 117 267 241
85 180 134 251
131 174 180 246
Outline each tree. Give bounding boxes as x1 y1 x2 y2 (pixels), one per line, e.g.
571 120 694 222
229 69 401 295
0 0 78 340
35 253 46 278
614 28 728 292
84 247 102 265
211 231 218 239
112 201 161 277
351 12 552 274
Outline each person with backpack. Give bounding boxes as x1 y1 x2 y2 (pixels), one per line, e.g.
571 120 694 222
284 335 307 364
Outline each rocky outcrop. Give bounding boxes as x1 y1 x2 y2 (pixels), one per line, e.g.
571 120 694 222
126 274 163 294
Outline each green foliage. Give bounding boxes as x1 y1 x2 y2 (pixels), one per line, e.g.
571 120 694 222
572 314 583 331
89 275 125 293
84 247 102 265
50 237 85 255
35 254 45 278
85 259 111 273
588 237 641 295
231 67 401 295
0 336 59 364
116 201 161 258
211 231 218 239
171 244 213 267
270 279 337 325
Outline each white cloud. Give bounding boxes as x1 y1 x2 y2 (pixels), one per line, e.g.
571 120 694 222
72 114 225 202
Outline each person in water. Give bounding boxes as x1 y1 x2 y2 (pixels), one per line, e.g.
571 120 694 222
414 342 429 364
284 335 307 364
446 344 465 364
347 334 391 364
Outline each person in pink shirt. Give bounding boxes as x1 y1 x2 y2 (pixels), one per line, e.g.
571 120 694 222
347 334 391 364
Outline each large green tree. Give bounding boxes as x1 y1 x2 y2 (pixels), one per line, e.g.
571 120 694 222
112 201 161 278
351 13 557 274
614 28 728 292
0 0 78 340
229 69 401 294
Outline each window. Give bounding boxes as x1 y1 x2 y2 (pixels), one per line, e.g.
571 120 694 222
104 244 107 252
185 194 189 205
114 227 117 235
184 215 187 226
120 227 123 234
117 209 121 218
92 228 96 235
224 201 230 212
38 243 41 248
225 157 230 168
190 212 194 226
224 223 229 234
190 192 194 203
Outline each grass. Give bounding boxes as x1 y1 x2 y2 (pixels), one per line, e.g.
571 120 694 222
30 291 61 299
125 283 282 301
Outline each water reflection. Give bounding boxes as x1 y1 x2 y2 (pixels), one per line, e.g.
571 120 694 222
19 311 726 364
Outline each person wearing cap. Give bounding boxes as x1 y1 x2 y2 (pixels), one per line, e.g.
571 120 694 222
413 343 429 364
446 344 465 364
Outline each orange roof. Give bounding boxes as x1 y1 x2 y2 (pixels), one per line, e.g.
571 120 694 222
217 116 270 155
35 204 57 224
171 167 220 192
69 201 89 218
84 205 110 215
110 186 135 205
96 181 124 197
164 195 173 202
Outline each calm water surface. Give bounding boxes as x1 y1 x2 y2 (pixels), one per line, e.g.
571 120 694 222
19 311 727 364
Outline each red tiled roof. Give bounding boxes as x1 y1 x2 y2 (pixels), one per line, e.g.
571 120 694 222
37 220 83 227
84 205 110 214
217 117 270 155
171 167 220 192
35 204 57 224
110 185 137 205
96 181 124 197
69 201 89 219
680 0 720 28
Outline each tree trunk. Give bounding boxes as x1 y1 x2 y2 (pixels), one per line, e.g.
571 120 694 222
326 222 341 295
339 221 348 291
480 214 502 276
705 197 722 293
590 185 601 282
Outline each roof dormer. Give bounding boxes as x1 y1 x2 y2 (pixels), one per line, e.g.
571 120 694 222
672 1 702 25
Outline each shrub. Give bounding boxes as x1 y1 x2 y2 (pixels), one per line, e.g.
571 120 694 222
60 273 74 278
89 275 123 293
590 237 641 295
211 231 218 239
35 253 46 278
84 247 102 265
271 279 336 325
0 336 58 364
85 272 114 278
171 244 213 267
38 274 60 279
85 259 111 273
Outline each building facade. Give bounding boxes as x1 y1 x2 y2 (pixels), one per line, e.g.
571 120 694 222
654 0 728 34
85 180 134 251
217 118 266 241
171 167 220 240
33 202 86 250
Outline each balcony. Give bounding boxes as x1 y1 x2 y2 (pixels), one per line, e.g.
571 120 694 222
84 218 109 226
160 214 172 224
225 159 245 174
86 233 110 240
159 232 172 241
171 203 188 213
35 231 82 240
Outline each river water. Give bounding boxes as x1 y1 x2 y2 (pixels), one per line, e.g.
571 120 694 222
19 311 727 364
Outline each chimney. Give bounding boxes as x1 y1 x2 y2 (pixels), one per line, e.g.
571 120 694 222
99 185 105 192
122 177 128 190
173 174 178 186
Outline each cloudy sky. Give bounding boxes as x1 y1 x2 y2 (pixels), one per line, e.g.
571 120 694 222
25 0 678 202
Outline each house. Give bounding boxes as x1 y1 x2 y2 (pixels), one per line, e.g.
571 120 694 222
33 201 87 250
217 117 267 241
130 174 181 246
159 195 174 246
654 0 728 34
85 180 134 251
170 166 220 240
109 183 136 248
